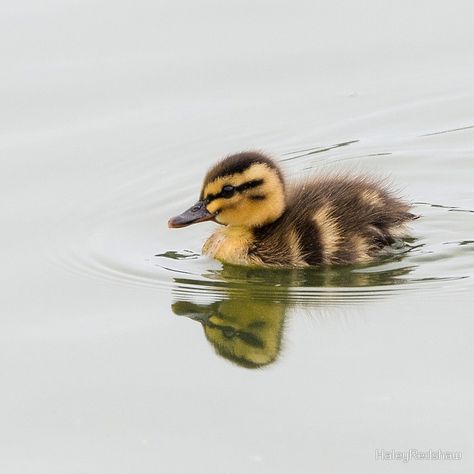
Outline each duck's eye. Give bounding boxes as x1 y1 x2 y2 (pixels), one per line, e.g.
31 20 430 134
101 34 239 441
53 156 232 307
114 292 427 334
221 185 235 198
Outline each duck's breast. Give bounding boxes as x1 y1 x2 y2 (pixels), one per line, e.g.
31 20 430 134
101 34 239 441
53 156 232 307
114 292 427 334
203 226 255 265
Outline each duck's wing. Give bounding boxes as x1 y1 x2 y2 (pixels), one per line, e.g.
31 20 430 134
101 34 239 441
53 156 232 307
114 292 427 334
282 176 416 265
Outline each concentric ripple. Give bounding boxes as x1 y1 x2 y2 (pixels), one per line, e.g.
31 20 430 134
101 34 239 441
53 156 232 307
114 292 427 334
49 95 474 307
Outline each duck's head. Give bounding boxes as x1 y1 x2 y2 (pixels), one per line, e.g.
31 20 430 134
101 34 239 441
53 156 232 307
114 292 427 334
168 152 286 228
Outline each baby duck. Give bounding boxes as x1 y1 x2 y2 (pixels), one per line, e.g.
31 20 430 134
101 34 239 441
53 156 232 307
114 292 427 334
168 152 416 267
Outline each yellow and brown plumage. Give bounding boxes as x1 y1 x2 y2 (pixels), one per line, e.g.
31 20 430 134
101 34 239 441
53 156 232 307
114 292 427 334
168 151 417 267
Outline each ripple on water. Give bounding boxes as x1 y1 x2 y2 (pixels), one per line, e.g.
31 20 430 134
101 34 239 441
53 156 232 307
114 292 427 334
50 196 473 307
49 96 474 305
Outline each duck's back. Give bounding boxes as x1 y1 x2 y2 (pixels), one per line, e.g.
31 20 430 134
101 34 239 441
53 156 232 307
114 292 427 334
251 175 416 266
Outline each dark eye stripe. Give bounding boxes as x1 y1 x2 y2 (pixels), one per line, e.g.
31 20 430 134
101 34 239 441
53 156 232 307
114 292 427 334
235 179 264 192
206 179 264 202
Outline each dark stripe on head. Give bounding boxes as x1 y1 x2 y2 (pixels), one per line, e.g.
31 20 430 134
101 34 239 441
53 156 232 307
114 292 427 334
236 179 264 193
206 179 264 203
203 151 283 185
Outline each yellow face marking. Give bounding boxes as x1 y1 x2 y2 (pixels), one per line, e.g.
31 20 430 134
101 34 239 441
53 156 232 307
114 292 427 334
202 163 273 198
207 198 235 215
202 163 285 228
360 189 383 207
313 205 341 264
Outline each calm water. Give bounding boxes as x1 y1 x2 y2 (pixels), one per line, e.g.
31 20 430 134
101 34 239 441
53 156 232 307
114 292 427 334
1 1 474 473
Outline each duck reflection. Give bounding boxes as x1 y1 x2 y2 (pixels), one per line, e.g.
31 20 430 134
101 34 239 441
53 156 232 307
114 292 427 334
173 295 285 368
171 261 414 369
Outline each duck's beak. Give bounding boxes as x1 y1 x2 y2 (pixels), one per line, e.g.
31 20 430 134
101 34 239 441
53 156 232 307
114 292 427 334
168 200 215 228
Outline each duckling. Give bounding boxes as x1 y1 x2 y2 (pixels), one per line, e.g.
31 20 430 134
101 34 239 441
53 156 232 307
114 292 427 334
168 151 417 267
